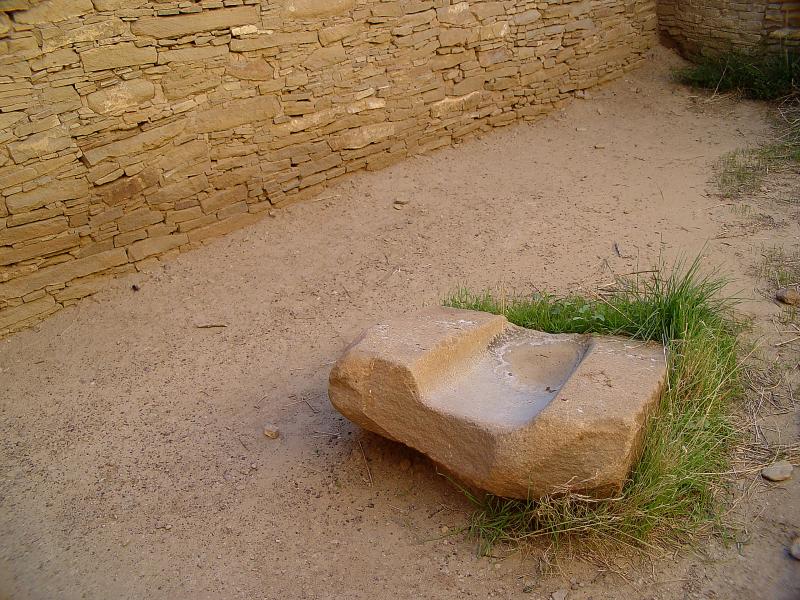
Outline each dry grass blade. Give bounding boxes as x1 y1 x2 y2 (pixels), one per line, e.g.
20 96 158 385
358 440 373 487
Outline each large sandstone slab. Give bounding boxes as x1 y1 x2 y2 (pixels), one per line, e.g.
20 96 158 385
8 126 74 163
0 216 68 246
92 0 147 9
82 121 184 166
190 96 281 133
0 233 79 266
329 307 667 499
331 122 397 150
131 6 258 38
87 79 155 114
0 296 58 333
283 0 354 19
14 0 92 24
5 178 87 214
0 248 128 301
80 43 157 72
42 18 127 51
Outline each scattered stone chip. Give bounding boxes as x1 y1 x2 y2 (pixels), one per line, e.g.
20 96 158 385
761 460 793 482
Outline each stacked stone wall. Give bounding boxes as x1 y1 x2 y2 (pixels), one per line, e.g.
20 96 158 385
0 0 656 336
658 0 800 55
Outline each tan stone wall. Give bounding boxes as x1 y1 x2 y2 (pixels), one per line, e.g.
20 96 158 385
0 0 656 336
658 0 800 55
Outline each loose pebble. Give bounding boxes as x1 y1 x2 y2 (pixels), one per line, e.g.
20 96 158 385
263 424 280 439
776 287 800 306
762 460 793 482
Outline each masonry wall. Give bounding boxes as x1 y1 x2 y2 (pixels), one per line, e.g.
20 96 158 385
0 0 657 336
658 0 800 55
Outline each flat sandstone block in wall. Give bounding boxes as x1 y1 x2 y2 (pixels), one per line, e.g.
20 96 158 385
0 0 658 336
0 234 79 267
127 234 188 262
5 179 87 214
191 96 281 133
283 0 355 19
86 80 156 114
0 249 129 301
0 296 58 332
82 121 184 165
0 217 69 246
8 126 74 163
80 43 157 72
13 0 93 24
131 6 259 38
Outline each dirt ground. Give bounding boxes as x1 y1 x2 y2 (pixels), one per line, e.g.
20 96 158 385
1 47 798 600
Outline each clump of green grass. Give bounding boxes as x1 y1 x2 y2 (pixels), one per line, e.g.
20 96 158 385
674 50 799 100
444 259 743 553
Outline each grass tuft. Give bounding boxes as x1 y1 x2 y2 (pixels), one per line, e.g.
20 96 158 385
674 50 799 100
717 94 800 197
444 259 744 553
760 245 800 289
759 245 800 325
674 51 800 197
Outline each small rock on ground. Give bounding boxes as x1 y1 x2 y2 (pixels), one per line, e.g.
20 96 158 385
761 460 793 482
790 537 800 560
263 424 280 439
775 287 800 306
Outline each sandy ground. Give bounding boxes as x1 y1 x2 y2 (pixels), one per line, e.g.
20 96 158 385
1 48 799 600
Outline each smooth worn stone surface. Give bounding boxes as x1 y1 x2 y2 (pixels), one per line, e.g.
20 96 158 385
762 460 794 482
329 307 668 499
